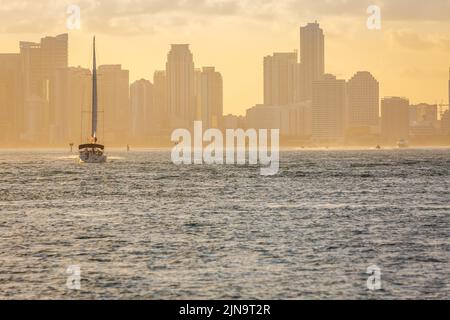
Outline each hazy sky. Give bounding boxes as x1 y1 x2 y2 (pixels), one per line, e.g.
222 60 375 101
0 0 449 115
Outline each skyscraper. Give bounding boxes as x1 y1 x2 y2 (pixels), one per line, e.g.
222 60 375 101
199 67 223 129
40 34 69 84
166 44 196 130
153 70 168 135
50 67 91 145
130 79 154 141
312 74 346 142
19 41 44 143
264 52 298 106
381 97 410 143
98 65 130 145
19 33 68 144
0 54 22 144
346 71 380 129
300 22 325 101
441 110 450 135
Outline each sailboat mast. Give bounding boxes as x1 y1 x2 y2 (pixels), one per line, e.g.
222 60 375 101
91 37 98 140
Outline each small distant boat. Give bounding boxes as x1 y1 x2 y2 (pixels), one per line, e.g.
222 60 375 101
397 139 409 149
79 37 107 164
375 145 381 150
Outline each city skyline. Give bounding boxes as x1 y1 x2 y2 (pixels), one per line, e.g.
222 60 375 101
0 1 450 115
0 20 449 147
0 1 450 302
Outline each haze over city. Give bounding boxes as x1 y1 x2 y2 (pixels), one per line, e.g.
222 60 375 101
0 1 450 302
0 0 449 147
0 0 449 113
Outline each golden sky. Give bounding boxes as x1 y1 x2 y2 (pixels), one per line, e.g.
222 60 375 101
0 0 449 115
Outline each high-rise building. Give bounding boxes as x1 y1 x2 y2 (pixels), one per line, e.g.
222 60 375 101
300 22 325 101
0 54 23 144
346 71 379 130
441 110 450 135
20 41 43 98
311 74 346 142
50 67 91 145
166 44 196 130
199 67 223 129
19 33 68 144
130 79 154 141
19 41 45 143
381 97 410 143
153 70 168 135
264 52 298 106
40 34 68 77
97 65 130 145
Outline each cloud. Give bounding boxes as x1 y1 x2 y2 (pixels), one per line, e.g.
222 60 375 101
382 0 450 21
0 0 449 35
391 29 450 50
288 0 450 21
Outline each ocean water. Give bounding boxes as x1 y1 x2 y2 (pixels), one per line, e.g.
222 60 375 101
0 148 449 300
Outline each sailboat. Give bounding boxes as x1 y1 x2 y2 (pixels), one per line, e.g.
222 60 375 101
79 37 107 163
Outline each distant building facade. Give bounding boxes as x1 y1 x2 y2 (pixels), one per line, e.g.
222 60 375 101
311 74 346 142
409 103 438 137
198 67 223 129
130 79 154 142
381 97 410 143
166 44 196 130
50 67 91 145
0 54 22 144
441 110 450 135
246 102 312 138
19 34 68 144
98 65 130 144
300 22 325 101
346 71 379 130
264 52 298 106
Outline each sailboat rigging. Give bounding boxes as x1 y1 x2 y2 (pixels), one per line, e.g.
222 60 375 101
79 37 107 163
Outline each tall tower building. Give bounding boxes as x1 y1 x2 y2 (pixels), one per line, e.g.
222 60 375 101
381 97 410 143
312 74 346 142
153 70 168 135
441 110 450 134
130 79 154 141
300 22 325 101
20 41 43 98
50 67 91 145
166 44 196 130
40 34 68 83
346 71 380 129
98 65 130 145
0 54 23 144
443 68 450 135
264 52 298 106
199 67 223 129
19 33 68 144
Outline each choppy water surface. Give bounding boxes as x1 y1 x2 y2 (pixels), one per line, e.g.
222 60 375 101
0 149 449 299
